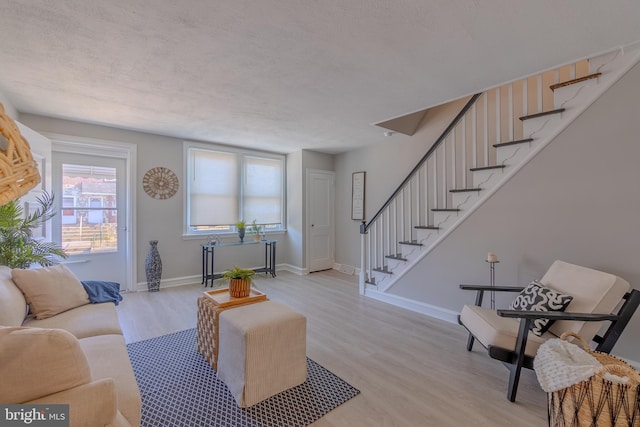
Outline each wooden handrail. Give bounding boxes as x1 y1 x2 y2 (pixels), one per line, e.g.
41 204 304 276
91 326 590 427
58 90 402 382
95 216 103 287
360 93 482 234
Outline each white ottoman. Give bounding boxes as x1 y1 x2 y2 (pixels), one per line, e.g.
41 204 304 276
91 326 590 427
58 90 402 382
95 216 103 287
217 300 307 407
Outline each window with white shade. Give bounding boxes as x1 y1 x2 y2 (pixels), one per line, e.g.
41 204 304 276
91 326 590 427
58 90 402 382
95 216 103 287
184 142 285 235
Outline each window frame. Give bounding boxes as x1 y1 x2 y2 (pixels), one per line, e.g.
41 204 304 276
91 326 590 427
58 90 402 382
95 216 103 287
183 141 286 237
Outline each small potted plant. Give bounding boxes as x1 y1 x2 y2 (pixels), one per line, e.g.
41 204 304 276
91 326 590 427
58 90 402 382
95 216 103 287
250 219 262 242
219 265 255 298
235 220 246 242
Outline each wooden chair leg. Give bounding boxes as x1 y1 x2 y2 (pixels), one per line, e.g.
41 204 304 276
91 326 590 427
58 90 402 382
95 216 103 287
466 334 475 351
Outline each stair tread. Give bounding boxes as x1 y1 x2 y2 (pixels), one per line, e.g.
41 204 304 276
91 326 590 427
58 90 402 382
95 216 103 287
470 165 506 172
450 188 481 193
398 240 423 246
432 208 461 212
519 108 565 121
415 225 440 230
493 138 534 148
550 72 602 91
372 267 392 274
385 254 408 261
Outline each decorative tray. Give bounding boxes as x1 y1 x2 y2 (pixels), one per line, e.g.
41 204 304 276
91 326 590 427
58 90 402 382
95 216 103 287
203 288 267 308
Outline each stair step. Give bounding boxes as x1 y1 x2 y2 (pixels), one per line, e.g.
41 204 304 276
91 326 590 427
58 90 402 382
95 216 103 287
450 188 481 193
470 165 506 172
519 108 565 121
431 208 461 212
365 278 376 285
550 72 602 91
414 225 440 230
385 254 408 261
399 240 423 247
372 266 392 275
493 138 533 148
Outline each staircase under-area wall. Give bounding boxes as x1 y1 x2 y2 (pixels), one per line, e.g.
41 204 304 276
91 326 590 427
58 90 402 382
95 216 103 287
359 47 640 309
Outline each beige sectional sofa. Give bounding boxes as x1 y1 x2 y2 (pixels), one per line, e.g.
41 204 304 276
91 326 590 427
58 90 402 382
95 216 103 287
0 264 141 427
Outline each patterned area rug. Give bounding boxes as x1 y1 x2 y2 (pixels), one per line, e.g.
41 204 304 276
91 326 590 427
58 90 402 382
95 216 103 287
127 328 360 427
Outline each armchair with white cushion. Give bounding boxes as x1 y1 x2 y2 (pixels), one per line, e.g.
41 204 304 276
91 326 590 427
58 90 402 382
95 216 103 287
458 260 640 402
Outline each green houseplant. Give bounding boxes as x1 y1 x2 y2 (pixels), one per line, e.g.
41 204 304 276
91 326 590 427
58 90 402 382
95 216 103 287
250 219 262 242
0 192 67 268
218 265 255 298
235 220 246 242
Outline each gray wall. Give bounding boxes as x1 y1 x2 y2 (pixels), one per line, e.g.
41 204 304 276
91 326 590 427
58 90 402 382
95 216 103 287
385 62 640 361
285 150 334 272
17 115 290 287
0 90 17 118
333 97 471 269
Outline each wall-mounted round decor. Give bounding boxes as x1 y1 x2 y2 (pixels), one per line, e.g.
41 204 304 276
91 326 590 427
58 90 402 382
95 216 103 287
143 167 179 200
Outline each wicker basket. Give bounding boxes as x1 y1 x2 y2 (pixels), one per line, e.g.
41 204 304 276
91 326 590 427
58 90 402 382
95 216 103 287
548 332 640 427
0 102 41 205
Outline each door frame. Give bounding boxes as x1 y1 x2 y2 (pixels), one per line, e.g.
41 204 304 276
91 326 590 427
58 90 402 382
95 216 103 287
305 168 335 273
47 133 137 292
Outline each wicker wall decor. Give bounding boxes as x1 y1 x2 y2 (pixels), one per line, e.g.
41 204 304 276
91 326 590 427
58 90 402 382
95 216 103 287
0 102 41 206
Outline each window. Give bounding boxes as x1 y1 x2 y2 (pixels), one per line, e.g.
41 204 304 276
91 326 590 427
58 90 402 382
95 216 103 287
184 142 285 235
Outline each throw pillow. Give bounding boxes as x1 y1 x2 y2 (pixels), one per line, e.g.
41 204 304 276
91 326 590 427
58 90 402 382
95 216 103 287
0 326 91 403
11 264 90 320
509 280 573 336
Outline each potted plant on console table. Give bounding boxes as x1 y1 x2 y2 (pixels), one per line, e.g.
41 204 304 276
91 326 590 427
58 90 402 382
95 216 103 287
219 265 255 298
236 220 246 243
250 219 262 242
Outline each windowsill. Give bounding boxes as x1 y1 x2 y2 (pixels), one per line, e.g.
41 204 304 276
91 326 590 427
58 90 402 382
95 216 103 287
181 229 287 241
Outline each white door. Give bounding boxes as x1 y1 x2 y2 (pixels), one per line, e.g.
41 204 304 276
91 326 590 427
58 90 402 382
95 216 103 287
52 152 130 287
307 170 335 272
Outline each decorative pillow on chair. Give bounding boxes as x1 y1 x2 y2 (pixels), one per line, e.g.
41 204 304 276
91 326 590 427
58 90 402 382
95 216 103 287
11 264 90 320
509 280 573 336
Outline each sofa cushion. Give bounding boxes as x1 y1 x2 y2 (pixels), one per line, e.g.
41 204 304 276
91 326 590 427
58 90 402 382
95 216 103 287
79 334 142 427
0 326 92 403
24 302 123 339
12 264 90 319
0 266 27 326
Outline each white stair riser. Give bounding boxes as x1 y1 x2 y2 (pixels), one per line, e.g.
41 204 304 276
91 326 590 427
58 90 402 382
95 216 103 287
385 257 406 271
398 245 423 263
553 80 597 110
432 211 460 228
589 50 622 74
414 227 438 243
522 114 563 138
496 143 534 165
472 168 505 190
452 191 482 209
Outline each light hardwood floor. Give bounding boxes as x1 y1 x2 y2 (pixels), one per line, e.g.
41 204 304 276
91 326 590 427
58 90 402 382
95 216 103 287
116 270 547 426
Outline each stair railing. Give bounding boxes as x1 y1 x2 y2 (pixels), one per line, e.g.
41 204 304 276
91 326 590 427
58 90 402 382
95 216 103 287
359 59 590 292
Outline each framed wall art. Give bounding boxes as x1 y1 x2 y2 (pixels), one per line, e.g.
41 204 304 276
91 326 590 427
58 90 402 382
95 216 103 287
351 171 365 221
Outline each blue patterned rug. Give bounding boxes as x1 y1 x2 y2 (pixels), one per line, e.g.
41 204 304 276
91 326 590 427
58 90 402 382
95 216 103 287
127 328 360 427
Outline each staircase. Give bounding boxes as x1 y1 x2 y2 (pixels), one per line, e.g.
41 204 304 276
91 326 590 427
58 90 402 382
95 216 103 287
359 47 640 297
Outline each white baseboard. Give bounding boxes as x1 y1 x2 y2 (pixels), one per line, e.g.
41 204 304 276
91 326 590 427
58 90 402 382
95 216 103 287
364 288 460 324
332 263 357 275
134 274 201 292
277 264 308 275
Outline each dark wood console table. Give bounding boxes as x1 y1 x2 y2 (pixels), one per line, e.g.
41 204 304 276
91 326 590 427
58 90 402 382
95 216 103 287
201 240 277 286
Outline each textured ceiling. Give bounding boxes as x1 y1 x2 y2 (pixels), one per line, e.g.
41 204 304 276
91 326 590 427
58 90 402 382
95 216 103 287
1 1 640 154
